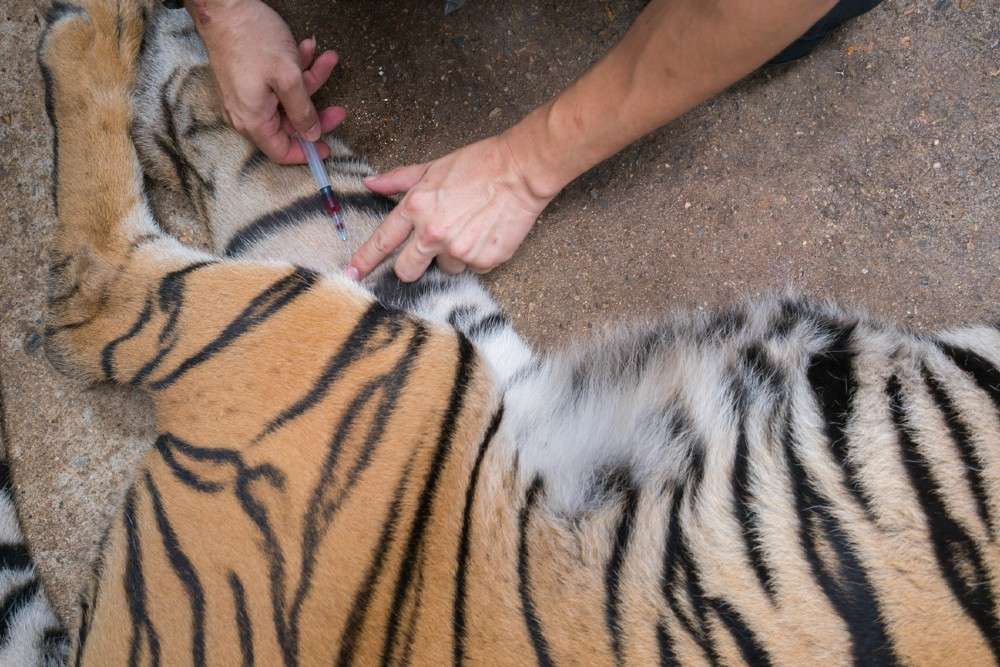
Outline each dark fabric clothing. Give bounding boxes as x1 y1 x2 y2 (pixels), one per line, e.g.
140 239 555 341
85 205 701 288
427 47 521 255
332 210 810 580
770 0 885 64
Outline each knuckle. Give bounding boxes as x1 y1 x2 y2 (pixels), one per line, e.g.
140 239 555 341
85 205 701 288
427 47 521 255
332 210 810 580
418 223 448 245
370 228 391 255
399 197 424 219
274 64 301 91
405 189 436 213
446 236 474 260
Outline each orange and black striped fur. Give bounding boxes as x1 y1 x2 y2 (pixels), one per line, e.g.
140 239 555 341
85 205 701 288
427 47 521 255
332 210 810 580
6 0 999 664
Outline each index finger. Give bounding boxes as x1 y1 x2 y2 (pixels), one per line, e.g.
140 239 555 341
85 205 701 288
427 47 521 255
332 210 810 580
348 209 416 279
271 66 321 141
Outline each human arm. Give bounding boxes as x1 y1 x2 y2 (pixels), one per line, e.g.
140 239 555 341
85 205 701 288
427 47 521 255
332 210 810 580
347 0 838 282
183 0 347 164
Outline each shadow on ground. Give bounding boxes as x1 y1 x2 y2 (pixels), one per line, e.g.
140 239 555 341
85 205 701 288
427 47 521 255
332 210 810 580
0 0 997 616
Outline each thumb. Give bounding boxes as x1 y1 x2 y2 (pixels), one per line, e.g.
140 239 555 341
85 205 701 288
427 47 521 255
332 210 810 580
363 163 429 195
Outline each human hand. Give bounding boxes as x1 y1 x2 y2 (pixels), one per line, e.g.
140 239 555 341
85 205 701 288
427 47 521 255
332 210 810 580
191 0 346 164
346 134 554 282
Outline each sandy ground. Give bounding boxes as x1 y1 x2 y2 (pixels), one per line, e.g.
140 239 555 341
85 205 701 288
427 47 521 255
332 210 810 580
0 0 997 619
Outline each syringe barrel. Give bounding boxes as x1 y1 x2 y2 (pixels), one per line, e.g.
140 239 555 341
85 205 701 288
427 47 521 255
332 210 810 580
298 138 332 189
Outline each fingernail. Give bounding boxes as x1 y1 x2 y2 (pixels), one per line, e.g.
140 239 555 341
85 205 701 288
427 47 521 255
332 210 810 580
345 266 361 282
363 175 377 184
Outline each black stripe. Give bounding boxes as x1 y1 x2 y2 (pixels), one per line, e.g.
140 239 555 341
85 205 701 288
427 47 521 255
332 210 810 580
155 134 197 202
154 434 225 493
144 472 206 666
128 232 162 251
707 598 772 666
704 307 748 340
158 68 216 210
665 476 724 667
123 487 161 667
731 394 777 602
773 298 809 338
228 573 254 667
255 302 399 441
887 375 1000 661
44 309 101 335
336 457 415 667
43 1 85 25
921 364 995 537
396 550 427 667
806 323 878 521
144 434 293 665
452 406 505 667
0 578 40 647
381 334 477 665
661 485 702 655
939 343 1000 411
223 192 394 257
129 261 216 386
781 404 899 666
42 626 68 663
288 324 429 657
370 269 446 311
446 305 476 329
149 267 319 390
505 358 542 388
38 2 85 215
47 280 79 307
655 622 681 667
114 3 123 49
604 471 639 667
73 596 91 667
465 312 509 339
239 149 269 178
233 462 293 667
517 477 555 667
101 294 154 381
183 119 228 139
0 544 31 572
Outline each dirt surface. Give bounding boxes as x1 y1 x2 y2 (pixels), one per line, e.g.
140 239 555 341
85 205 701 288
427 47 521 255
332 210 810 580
1 0 997 618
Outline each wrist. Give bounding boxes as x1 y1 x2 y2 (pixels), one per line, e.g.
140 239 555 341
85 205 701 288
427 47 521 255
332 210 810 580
501 102 580 201
183 0 254 35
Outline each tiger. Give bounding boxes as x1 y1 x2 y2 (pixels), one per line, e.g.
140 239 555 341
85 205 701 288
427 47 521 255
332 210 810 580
2 0 998 664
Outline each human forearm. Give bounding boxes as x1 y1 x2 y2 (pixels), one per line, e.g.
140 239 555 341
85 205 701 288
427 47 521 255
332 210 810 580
504 0 838 198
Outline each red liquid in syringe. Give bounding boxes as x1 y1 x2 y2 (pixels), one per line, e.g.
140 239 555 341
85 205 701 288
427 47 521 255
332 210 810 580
320 186 347 240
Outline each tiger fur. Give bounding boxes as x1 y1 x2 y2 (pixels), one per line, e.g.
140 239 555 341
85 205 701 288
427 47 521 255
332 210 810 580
4 0 998 664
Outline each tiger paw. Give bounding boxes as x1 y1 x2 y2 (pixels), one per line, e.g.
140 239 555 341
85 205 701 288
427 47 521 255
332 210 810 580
38 0 147 107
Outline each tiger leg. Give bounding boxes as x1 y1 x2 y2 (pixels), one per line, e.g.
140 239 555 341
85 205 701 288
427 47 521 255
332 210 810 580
37 5 431 665
38 0 379 389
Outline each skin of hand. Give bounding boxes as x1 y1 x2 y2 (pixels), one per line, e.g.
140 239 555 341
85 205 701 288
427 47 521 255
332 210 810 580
185 0 347 164
346 134 553 282
348 0 838 283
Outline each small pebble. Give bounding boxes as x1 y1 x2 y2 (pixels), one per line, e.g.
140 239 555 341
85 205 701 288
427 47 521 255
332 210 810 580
488 107 501 119
933 162 942 169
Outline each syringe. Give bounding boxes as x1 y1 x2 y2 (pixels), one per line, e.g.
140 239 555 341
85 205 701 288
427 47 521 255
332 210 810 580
297 138 347 241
